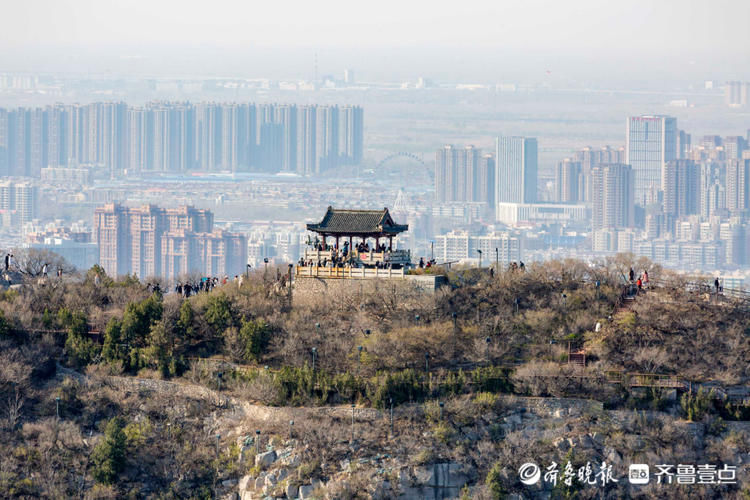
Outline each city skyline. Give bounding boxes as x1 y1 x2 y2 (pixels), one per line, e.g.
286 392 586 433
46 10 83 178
0 101 363 177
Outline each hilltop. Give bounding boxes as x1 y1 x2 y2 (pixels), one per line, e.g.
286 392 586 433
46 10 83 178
0 255 748 499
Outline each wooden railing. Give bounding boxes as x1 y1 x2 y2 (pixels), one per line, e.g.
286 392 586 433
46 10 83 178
304 249 336 261
303 248 412 266
358 249 411 265
295 266 406 279
606 370 686 390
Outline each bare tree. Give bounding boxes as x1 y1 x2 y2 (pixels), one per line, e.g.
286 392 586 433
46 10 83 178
4 385 24 430
12 248 76 277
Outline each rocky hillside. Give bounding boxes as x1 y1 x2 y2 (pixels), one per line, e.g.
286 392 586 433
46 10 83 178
0 256 749 498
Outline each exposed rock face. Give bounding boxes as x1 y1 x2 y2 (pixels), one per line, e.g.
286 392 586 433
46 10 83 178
233 398 750 500
255 450 277 468
400 463 471 499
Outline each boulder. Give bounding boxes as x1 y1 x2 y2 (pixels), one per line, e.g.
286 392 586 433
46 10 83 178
604 446 623 466
264 472 277 488
298 484 314 499
255 450 277 468
553 437 570 452
285 483 298 499
590 432 604 445
578 434 596 449
504 413 523 426
254 475 265 490
372 480 391 500
238 475 253 491
276 468 289 482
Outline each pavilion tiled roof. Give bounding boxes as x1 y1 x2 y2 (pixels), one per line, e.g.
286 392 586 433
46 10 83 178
306 206 408 236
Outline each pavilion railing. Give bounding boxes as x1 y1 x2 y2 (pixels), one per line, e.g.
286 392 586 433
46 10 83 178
303 248 411 266
295 265 406 279
303 249 336 262
357 249 411 265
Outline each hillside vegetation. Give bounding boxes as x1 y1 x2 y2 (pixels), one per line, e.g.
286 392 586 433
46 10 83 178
0 255 748 498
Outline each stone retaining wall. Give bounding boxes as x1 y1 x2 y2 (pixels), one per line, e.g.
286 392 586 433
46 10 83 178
292 274 447 302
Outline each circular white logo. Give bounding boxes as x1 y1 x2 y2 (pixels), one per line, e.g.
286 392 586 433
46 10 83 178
519 462 541 485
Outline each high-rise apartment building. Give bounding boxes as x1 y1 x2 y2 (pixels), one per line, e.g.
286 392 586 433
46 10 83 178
569 145 625 202
663 160 700 219
725 81 749 107
677 130 692 159
0 180 38 225
495 136 537 206
626 115 677 205
591 163 634 230
726 159 750 216
94 204 246 279
476 154 495 206
724 136 747 160
719 221 746 267
296 106 316 175
434 145 494 206
94 203 131 277
434 145 457 203
554 159 583 203
339 105 364 165
314 105 338 174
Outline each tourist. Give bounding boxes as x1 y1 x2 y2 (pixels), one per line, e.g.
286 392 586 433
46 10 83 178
418 257 425 269
629 267 635 282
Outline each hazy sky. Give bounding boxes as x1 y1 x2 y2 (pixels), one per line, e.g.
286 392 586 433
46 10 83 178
2 0 749 82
